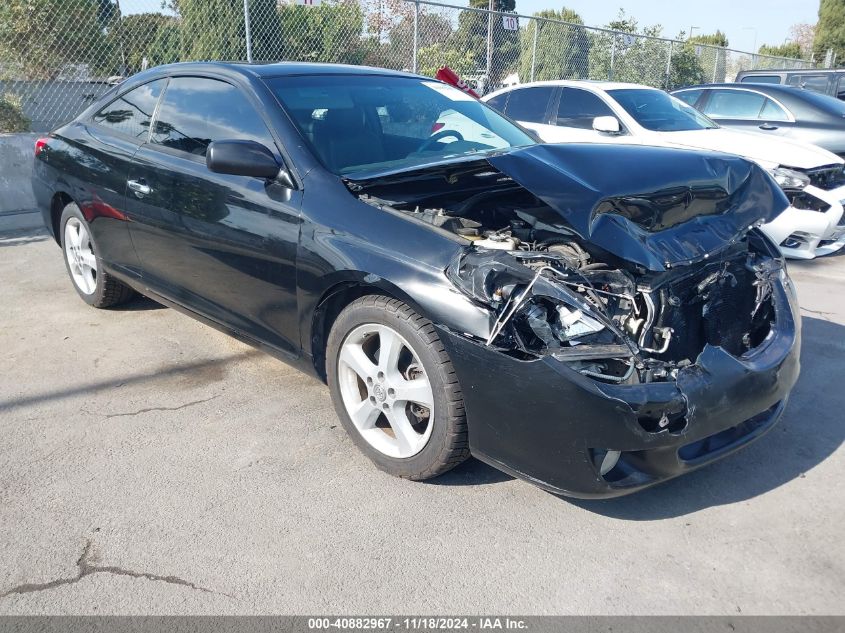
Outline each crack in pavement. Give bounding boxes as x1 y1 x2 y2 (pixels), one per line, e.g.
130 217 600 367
0 539 221 599
800 307 834 322
105 395 219 419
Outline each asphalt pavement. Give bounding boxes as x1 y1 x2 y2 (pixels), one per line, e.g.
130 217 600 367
0 225 843 615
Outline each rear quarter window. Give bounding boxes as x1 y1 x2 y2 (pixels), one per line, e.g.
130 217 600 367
485 93 509 113
703 90 766 118
151 76 275 157
91 79 165 141
673 89 704 106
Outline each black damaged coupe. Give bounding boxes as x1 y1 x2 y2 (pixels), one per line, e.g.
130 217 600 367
32 62 800 497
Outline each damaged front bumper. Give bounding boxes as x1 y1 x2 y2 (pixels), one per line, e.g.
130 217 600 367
762 184 845 259
436 278 800 498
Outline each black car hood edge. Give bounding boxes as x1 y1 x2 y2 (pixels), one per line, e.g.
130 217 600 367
486 144 789 271
346 143 789 272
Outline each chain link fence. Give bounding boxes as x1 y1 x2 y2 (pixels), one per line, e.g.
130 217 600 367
0 0 816 132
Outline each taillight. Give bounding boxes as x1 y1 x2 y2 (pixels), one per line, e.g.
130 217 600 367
431 122 445 133
35 137 49 157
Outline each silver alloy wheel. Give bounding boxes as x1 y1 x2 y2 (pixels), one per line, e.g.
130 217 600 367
337 323 435 459
64 217 97 295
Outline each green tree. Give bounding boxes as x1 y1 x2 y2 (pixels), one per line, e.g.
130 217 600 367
148 21 182 66
0 0 109 80
0 92 30 132
688 31 728 47
586 12 709 89
815 0 845 65
450 0 519 87
759 42 805 59
588 11 672 87
109 13 180 74
686 31 729 83
379 12 454 70
178 0 282 62
668 41 706 88
519 8 590 82
417 43 476 78
277 0 370 65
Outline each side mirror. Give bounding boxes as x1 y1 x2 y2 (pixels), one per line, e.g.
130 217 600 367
207 139 281 180
592 116 621 134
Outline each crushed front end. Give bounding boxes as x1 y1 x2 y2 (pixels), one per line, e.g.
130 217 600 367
348 144 801 497
440 231 799 497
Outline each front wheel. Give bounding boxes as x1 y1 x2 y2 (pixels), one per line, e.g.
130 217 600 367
326 295 470 480
60 203 135 308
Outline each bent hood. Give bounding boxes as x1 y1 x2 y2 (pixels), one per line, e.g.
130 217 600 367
654 127 843 170
486 143 789 271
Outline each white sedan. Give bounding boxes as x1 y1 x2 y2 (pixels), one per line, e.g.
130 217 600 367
480 81 845 259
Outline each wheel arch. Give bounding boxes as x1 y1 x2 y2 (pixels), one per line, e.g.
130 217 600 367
309 274 433 382
49 191 76 244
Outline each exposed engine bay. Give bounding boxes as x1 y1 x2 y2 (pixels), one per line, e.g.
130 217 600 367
349 156 785 389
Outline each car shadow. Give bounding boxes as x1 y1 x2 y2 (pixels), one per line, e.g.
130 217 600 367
109 294 167 311
568 316 844 519
428 457 515 486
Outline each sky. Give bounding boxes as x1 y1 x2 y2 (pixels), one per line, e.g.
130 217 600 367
502 0 820 52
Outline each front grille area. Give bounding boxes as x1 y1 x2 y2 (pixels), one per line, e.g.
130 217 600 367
805 164 845 191
700 265 758 355
658 256 766 361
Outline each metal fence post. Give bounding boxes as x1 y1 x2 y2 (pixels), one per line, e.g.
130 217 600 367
243 0 253 63
530 18 539 82
486 0 494 88
665 40 673 89
412 0 419 73
609 33 616 81
712 48 718 82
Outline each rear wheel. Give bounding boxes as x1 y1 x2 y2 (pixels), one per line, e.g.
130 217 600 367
60 203 135 308
327 295 470 480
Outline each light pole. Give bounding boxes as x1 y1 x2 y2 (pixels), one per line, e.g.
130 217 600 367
688 25 699 40
742 26 758 53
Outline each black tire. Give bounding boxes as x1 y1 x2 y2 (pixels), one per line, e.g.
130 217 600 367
59 203 135 308
326 295 470 480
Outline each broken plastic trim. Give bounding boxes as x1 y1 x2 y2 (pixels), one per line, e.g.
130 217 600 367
446 250 640 366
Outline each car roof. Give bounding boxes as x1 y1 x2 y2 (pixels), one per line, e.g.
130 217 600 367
142 61 425 80
738 68 845 75
486 80 657 97
673 83 822 97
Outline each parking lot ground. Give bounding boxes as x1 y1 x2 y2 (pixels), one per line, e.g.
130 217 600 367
0 226 843 615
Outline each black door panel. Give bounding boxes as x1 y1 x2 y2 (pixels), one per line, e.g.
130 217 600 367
125 76 302 356
127 146 302 355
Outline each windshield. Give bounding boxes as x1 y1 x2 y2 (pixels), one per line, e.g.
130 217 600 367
266 74 535 176
608 88 719 132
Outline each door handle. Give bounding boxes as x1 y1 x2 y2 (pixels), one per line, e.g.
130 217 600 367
758 123 778 130
127 179 151 196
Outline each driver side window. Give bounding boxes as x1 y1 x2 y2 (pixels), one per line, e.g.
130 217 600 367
555 88 615 129
151 77 276 157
